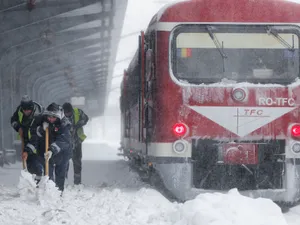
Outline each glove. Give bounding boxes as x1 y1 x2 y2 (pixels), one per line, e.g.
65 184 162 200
43 122 49 131
44 151 53 161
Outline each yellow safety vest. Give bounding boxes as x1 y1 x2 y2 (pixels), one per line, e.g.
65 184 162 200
74 108 87 142
16 109 32 140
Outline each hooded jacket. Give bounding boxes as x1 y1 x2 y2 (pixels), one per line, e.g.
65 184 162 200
36 104 72 157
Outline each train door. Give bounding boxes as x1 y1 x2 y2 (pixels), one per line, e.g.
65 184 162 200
139 31 155 155
138 32 145 146
144 31 155 147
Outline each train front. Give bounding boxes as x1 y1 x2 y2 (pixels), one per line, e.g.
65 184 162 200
155 23 300 203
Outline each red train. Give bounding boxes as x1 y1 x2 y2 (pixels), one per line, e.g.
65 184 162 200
120 0 300 202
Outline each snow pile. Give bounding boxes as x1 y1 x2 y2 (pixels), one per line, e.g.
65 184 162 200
17 170 39 202
17 171 62 206
284 205 300 225
55 188 178 225
1 181 292 225
0 160 295 225
177 189 288 225
36 176 62 207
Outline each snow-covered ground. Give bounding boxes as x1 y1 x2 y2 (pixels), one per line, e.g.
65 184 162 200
0 142 300 225
0 184 294 225
2 0 300 223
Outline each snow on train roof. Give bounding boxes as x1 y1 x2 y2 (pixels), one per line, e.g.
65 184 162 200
156 0 188 21
153 0 300 24
146 0 185 32
146 0 300 32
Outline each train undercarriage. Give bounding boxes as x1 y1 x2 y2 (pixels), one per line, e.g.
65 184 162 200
119 138 300 210
192 139 286 191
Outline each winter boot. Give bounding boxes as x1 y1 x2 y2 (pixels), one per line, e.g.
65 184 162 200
74 173 81 185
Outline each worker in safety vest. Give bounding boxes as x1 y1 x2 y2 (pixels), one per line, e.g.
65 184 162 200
37 102 72 192
62 102 89 185
10 95 44 183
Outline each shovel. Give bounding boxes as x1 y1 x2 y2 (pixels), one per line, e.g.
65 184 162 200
45 127 49 176
18 129 37 195
35 127 50 193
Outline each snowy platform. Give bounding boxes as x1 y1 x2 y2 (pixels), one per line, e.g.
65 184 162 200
0 158 299 225
0 140 299 225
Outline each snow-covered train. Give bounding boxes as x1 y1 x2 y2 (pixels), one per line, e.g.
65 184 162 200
119 0 300 202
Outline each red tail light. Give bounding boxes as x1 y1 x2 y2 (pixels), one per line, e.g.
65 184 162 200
291 125 300 137
172 123 188 137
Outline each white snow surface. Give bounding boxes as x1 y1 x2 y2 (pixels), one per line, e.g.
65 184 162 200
1 155 299 225
0 174 293 225
2 0 300 222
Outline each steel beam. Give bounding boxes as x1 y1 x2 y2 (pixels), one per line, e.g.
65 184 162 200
0 0 103 32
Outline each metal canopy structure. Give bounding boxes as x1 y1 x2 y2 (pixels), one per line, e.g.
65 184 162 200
0 0 128 149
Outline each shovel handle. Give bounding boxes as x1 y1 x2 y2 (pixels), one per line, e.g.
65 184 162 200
45 127 49 176
19 129 27 170
22 159 27 170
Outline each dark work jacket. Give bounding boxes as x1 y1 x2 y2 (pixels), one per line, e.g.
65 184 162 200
36 117 72 159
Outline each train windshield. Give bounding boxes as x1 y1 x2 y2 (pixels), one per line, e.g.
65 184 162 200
171 25 300 84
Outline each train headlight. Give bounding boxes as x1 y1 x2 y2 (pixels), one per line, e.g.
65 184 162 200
173 140 187 154
292 143 300 154
232 88 247 102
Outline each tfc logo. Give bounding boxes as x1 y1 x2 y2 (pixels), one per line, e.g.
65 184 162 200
243 109 263 116
258 97 295 106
